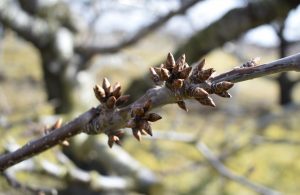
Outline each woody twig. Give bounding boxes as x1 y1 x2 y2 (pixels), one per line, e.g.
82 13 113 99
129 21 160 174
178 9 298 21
0 52 300 171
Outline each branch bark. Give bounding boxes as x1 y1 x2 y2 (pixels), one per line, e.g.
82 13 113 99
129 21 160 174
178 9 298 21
0 53 300 171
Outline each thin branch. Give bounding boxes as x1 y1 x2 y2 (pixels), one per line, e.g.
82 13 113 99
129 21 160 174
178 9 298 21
0 53 300 171
196 141 281 195
75 0 202 57
212 53 300 83
0 108 98 171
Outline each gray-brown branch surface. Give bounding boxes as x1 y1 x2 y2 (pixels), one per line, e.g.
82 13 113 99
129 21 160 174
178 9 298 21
1 52 300 171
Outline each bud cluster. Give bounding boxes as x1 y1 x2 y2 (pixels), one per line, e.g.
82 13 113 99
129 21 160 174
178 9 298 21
127 100 162 141
93 78 130 109
150 53 235 111
150 53 192 91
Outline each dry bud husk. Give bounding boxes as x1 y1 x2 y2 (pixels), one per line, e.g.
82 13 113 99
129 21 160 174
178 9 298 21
196 97 216 107
102 78 111 93
212 81 234 93
146 113 162 122
179 67 192 79
106 96 117 109
112 82 122 99
189 87 209 98
176 54 186 67
128 99 161 141
166 52 176 69
150 67 160 84
198 68 215 82
116 95 130 106
196 59 205 71
161 68 170 81
177 100 188 112
93 85 105 102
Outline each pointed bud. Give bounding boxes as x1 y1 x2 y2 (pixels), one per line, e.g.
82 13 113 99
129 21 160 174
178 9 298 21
216 91 232 98
141 122 153 136
143 99 152 113
212 81 234 93
154 67 162 74
106 96 116 109
161 68 170 81
112 135 120 142
179 67 192 79
196 59 205 71
190 87 209 98
108 139 114 148
177 100 188 112
102 78 111 91
197 68 215 82
172 79 184 89
112 82 121 99
196 97 216 107
150 67 160 84
108 135 121 148
116 95 130 106
51 118 62 131
141 129 148 135
93 84 106 102
166 52 176 69
106 86 113 97
132 129 142 141
176 54 186 67
146 113 162 122
173 64 181 74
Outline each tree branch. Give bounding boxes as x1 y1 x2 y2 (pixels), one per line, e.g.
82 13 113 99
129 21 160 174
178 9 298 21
212 53 300 83
1 52 300 171
0 108 98 171
0 0 55 48
175 0 300 63
75 0 202 57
